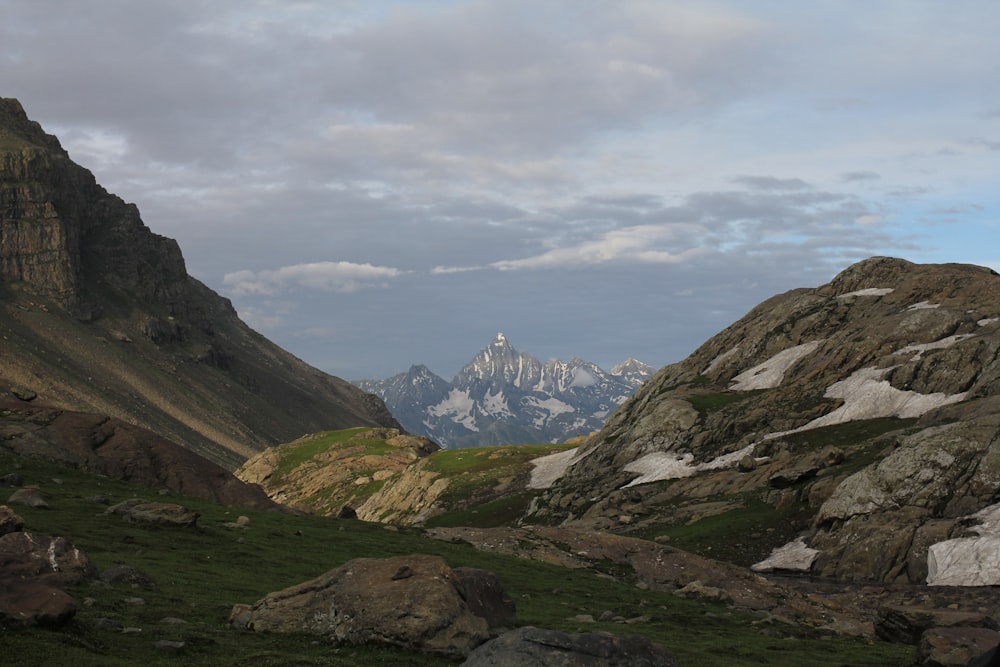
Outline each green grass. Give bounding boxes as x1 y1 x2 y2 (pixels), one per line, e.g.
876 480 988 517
269 427 391 483
781 417 919 454
686 391 760 419
0 448 915 666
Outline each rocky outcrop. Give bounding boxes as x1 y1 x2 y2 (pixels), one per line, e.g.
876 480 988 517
527 257 1000 586
0 98 400 469
106 499 200 527
234 554 514 657
461 626 678 667
235 428 438 516
0 397 281 511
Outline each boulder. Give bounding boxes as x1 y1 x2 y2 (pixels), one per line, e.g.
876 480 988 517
453 567 517 628
917 627 1000 667
235 554 514 656
460 626 678 667
0 505 24 535
0 531 95 626
7 487 49 509
106 499 199 527
875 605 998 644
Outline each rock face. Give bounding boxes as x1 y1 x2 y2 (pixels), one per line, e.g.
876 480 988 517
235 554 514 657
527 257 1000 585
356 334 653 448
0 98 399 469
460 626 678 667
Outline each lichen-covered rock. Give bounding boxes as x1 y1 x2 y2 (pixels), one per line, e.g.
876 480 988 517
236 554 514 656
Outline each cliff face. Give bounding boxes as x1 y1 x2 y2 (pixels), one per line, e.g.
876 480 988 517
0 98 399 468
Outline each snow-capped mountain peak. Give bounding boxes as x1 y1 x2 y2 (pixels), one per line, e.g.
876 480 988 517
356 335 654 448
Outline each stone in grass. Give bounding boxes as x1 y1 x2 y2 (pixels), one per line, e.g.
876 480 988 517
101 565 158 590
155 640 186 654
0 506 24 535
106 499 199 527
461 626 679 667
7 488 49 509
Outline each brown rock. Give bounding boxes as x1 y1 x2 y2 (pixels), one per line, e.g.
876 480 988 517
917 627 1000 667
0 531 95 626
238 554 512 656
875 605 998 644
0 505 24 535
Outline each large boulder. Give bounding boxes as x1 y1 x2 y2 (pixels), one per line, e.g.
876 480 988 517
460 626 678 667
0 531 96 626
234 554 515 656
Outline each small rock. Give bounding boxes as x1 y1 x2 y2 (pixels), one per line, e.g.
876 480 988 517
94 617 123 631
7 487 49 509
672 580 733 605
154 640 186 654
10 386 37 402
0 473 25 487
338 506 357 519
124 597 146 606
101 566 158 590
571 614 595 623
598 610 618 622
738 454 758 472
160 617 188 625
122 627 143 635
235 515 250 527
106 500 199 527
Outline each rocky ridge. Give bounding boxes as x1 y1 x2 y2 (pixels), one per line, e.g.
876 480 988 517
525 257 1000 588
0 98 398 468
356 333 653 448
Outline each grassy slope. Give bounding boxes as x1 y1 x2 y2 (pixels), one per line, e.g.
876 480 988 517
0 449 914 666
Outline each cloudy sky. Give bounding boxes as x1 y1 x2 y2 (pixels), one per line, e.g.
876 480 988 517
2 1 998 381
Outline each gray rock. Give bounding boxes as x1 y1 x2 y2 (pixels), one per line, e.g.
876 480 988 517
106 499 199 527
101 565 158 590
460 626 678 667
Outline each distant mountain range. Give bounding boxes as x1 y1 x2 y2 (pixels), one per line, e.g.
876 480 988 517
355 333 654 448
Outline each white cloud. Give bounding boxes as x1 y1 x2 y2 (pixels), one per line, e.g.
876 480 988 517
223 261 406 295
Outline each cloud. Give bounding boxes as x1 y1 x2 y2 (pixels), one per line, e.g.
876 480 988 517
223 261 406 295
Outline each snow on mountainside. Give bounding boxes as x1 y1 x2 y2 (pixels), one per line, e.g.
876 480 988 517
355 333 653 448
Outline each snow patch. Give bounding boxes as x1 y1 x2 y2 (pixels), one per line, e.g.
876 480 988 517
529 447 584 489
730 341 823 391
704 345 739 375
751 538 819 573
897 334 976 359
927 504 1000 586
768 366 967 438
524 396 575 427
979 317 999 327
837 287 894 298
481 389 512 418
907 301 940 310
622 443 756 487
428 388 479 432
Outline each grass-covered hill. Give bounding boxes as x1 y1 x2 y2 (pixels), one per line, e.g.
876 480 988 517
0 447 913 666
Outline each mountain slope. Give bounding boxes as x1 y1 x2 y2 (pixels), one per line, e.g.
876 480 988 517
528 257 1000 585
0 98 398 468
357 333 653 448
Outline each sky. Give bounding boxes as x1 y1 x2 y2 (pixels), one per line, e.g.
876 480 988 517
2 1 998 381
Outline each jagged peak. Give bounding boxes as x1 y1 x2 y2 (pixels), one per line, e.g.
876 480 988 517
0 98 65 153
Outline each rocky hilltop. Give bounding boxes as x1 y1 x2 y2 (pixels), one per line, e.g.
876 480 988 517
527 257 1000 587
0 98 398 468
356 333 653 448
